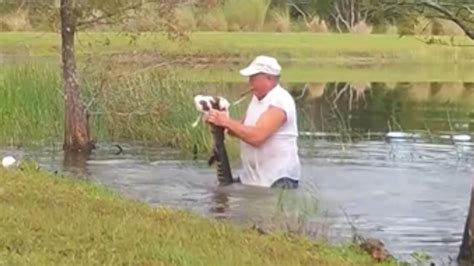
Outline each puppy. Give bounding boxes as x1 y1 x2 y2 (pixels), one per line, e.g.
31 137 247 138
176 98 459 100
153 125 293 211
192 95 230 127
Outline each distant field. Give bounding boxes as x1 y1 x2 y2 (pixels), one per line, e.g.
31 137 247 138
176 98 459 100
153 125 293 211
173 62 474 82
1 31 474 65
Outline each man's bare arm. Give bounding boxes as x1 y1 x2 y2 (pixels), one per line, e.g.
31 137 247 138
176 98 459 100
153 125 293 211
226 114 245 138
223 106 286 147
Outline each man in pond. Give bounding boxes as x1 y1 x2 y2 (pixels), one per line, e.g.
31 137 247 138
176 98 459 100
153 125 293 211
206 55 301 189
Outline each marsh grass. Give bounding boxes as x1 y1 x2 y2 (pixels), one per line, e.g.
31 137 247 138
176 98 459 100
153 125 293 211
223 0 271 31
90 71 245 159
197 7 228 31
0 167 397 265
0 9 32 31
3 1 467 38
267 6 292 32
0 62 244 160
174 5 198 31
0 63 63 146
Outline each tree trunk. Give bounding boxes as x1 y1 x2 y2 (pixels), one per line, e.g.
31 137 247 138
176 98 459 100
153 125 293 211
60 0 94 153
458 185 474 265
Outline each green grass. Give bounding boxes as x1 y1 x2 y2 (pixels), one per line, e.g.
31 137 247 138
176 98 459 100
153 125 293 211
91 71 244 159
0 166 397 265
2 32 474 64
0 63 63 145
0 62 245 158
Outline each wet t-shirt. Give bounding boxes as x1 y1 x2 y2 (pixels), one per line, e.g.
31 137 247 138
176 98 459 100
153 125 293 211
238 84 301 187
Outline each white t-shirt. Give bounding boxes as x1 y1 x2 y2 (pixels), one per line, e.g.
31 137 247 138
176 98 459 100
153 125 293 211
238 84 301 187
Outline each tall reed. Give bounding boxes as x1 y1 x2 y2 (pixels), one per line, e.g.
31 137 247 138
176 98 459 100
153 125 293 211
92 71 245 159
197 7 228 31
89 72 241 157
0 62 63 146
0 62 243 159
223 0 271 31
267 6 291 32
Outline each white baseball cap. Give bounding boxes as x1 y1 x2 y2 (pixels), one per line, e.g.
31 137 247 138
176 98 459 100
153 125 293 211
239 55 281 77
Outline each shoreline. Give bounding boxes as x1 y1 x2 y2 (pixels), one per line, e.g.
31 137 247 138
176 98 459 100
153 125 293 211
0 165 399 265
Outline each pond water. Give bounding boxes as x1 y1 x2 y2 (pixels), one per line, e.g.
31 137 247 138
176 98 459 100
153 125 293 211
3 58 474 265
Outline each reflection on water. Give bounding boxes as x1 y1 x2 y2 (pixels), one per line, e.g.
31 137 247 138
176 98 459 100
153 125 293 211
216 80 474 145
3 81 474 265
290 81 474 138
63 151 91 178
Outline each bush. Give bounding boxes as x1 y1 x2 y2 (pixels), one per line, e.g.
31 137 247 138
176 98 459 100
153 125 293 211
0 9 32 31
223 0 271 31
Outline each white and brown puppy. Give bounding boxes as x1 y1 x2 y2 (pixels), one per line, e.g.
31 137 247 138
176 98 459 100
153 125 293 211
192 95 230 127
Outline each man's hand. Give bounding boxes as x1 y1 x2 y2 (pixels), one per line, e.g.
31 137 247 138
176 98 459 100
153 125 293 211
205 109 229 127
205 106 286 147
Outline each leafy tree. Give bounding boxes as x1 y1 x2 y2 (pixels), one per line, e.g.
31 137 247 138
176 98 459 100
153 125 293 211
0 0 187 153
381 0 474 39
58 0 187 154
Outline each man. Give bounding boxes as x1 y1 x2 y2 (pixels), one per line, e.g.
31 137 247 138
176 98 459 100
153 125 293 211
206 55 301 189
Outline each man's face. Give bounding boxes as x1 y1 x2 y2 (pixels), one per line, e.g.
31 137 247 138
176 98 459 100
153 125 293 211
248 73 273 98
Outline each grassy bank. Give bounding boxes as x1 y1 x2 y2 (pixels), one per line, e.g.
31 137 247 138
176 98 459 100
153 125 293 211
0 167 396 265
175 62 474 82
2 32 474 65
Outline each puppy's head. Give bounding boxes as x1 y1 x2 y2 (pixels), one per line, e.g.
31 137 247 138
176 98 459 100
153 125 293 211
194 95 229 113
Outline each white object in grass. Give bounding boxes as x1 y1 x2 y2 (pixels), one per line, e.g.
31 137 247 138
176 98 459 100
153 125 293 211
2 156 16 168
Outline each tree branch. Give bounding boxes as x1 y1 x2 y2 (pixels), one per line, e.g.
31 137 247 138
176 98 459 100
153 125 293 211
76 2 145 28
16 0 26 13
330 12 343 33
288 2 310 27
334 2 351 32
420 0 474 39
382 0 474 40
351 0 356 27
